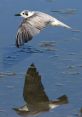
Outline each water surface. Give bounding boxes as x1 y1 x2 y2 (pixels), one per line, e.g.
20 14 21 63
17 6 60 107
0 0 82 117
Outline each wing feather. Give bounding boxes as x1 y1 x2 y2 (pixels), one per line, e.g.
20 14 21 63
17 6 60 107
16 12 52 48
16 20 40 48
23 64 49 105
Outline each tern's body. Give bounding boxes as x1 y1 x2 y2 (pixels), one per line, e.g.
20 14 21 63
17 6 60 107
15 10 71 47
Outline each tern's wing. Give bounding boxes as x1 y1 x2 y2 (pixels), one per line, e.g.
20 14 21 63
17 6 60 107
23 64 49 105
16 19 40 48
16 12 53 48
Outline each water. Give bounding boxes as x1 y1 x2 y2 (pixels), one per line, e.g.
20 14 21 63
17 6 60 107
0 0 82 117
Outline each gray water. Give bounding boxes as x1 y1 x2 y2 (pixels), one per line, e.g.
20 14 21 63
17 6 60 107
0 0 82 117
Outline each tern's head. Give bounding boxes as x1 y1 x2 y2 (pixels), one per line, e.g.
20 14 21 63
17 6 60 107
15 10 34 18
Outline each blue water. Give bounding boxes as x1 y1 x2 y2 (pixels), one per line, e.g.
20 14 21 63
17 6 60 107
0 0 82 117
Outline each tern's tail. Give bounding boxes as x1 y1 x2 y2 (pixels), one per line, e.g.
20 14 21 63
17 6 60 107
51 18 72 29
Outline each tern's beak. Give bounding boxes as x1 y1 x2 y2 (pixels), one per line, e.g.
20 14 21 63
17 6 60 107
15 13 21 16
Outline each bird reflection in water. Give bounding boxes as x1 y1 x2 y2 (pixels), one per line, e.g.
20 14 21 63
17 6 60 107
13 64 68 116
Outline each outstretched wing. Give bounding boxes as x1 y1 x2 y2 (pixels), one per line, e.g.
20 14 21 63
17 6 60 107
23 64 49 105
16 12 52 48
16 19 40 48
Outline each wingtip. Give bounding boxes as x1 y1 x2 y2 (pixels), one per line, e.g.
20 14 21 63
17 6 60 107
16 43 20 48
16 39 20 48
57 95 68 104
16 39 24 48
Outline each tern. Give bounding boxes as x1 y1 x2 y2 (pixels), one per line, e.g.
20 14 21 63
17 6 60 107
13 64 68 115
15 10 71 48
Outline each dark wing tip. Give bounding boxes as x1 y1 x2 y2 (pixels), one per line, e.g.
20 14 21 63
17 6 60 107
15 32 32 48
16 39 20 48
57 95 68 104
15 31 24 48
